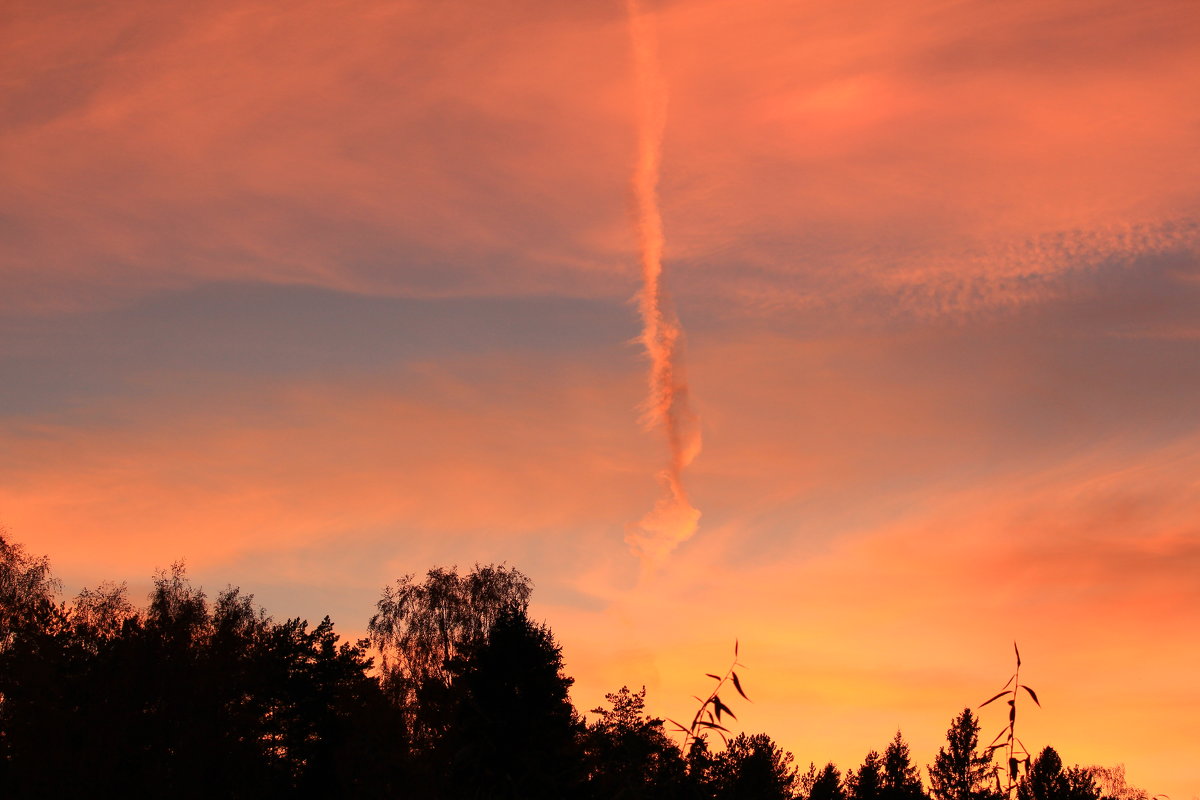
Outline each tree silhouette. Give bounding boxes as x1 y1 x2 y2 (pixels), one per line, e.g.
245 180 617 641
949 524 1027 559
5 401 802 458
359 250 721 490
0 529 60 650
929 709 1001 800
808 762 848 800
709 732 801 800
1020 747 1068 800
0 532 1157 799
0 547 402 797
368 564 531 706
583 685 691 799
0 531 72 793
848 750 884 800
437 605 583 799
1017 747 1101 800
1083 765 1151 800
72 580 135 641
882 731 928 800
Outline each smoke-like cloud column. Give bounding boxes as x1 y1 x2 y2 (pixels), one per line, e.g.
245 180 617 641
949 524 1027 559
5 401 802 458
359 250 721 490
624 0 702 565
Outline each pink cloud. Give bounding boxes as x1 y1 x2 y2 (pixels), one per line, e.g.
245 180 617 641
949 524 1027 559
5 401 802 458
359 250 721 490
0 356 656 575
4 0 1197 322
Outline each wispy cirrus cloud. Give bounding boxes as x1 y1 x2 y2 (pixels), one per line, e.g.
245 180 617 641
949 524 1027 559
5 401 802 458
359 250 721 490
5 0 1197 323
4 0 1200 795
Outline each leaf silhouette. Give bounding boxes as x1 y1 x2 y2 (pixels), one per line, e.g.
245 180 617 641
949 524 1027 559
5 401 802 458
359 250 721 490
980 690 1009 708
674 639 749 751
731 671 750 701
1022 685 1041 707
712 696 737 721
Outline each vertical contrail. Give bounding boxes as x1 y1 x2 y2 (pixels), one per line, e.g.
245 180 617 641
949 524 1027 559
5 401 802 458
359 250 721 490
625 0 702 566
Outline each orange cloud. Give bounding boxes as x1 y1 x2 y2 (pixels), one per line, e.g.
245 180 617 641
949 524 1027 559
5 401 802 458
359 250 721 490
4 0 1196 323
551 432 1200 797
2 0 636 312
3 1 1199 797
0 356 657 576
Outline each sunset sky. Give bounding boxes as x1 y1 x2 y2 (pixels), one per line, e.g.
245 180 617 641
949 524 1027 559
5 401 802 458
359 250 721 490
3 0 1199 794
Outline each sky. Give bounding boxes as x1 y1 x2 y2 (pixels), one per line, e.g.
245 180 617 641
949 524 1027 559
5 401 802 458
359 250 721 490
3 0 1199 794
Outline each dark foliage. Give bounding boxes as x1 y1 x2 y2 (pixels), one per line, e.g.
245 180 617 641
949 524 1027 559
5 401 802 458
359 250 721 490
368 563 531 706
583 685 692 799
882 731 929 800
805 762 848 800
0 533 1148 800
708 732 801 800
1018 747 1101 800
435 605 584 798
0 535 405 797
929 709 1003 800
849 750 885 800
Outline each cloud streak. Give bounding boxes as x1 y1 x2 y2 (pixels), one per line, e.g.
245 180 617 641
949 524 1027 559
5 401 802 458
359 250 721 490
624 0 702 566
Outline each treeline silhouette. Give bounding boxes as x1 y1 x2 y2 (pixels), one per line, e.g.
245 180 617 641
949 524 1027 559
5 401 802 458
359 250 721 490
0 533 1150 799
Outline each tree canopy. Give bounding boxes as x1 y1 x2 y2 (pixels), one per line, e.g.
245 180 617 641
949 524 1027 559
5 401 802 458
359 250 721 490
368 563 531 702
0 531 1155 800
928 709 1002 800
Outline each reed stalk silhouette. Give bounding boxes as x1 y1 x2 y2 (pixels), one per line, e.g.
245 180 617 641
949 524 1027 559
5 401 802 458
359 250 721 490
980 641 1041 797
668 640 750 750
